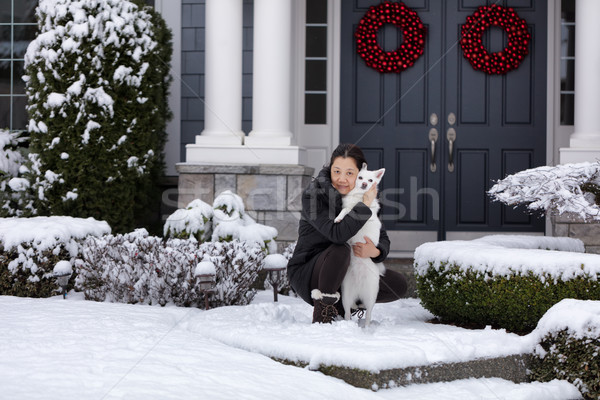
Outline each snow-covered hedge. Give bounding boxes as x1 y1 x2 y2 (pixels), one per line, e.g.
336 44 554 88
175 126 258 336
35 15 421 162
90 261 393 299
489 162 600 220
23 0 172 232
164 191 278 252
530 299 600 399
76 229 265 307
0 216 110 297
415 235 600 332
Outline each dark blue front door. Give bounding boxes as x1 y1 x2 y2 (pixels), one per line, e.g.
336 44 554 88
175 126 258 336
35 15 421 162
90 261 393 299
341 0 547 240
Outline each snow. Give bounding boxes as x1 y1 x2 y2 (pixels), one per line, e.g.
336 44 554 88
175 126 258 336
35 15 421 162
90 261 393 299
8 177 29 192
264 253 288 270
489 162 600 220
165 193 278 252
46 92 66 108
415 235 600 281
163 199 213 240
211 191 278 250
194 260 216 276
53 260 72 275
0 217 589 398
0 216 111 252
531 298 600 342
0 129 25 177
0 292 582 400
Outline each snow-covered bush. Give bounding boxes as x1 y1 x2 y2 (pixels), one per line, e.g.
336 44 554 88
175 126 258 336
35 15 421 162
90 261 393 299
530 299 600 399
163 199 213 242
164 191 278 252
0 130 35 217
489 162 600 221
23 0 172 233
415 235 600 333
212 191 278 252
76 229 265 307
0 216 110 297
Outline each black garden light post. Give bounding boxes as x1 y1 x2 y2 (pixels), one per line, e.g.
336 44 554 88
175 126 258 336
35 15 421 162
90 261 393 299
263 254 288 302
53 261 72 299
195 261 216 310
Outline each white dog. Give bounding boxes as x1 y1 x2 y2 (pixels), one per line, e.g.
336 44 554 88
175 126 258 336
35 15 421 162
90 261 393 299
334 163 385 326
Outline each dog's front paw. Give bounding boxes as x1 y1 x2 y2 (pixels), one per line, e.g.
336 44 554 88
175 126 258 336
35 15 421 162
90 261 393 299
334 217 342 223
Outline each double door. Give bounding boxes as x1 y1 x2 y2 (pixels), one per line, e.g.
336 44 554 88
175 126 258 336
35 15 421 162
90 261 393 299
340 0 547 243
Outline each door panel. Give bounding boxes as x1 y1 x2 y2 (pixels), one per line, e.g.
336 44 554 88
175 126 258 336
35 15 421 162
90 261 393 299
340 0 546 241
341 0 443 232
442 1 546 235
456 150 488 225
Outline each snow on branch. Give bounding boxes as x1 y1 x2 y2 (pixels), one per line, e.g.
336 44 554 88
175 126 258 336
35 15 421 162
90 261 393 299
488 162 600 221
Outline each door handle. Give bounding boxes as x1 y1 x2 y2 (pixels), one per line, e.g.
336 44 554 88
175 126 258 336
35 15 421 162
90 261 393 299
447 127 456 172
428 128 438 172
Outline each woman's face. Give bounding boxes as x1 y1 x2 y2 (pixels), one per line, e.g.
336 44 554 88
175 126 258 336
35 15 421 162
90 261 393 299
330 156 359 195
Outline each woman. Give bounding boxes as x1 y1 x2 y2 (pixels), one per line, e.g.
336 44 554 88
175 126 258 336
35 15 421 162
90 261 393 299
287 143 408 323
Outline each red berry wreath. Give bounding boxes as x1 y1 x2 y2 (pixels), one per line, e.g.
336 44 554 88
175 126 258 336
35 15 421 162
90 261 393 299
461 5 530 75
355 1 427 73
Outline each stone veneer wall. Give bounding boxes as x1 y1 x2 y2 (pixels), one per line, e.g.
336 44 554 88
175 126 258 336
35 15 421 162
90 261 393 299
176 163 314 250
552 213 600 254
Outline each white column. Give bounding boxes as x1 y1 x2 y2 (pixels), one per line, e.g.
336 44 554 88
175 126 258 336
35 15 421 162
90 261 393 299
561 0 600 163
246 0 293 146
197 0 244 145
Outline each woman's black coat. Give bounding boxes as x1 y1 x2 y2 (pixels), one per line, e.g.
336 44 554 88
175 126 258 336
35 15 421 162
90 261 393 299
287 167 390 305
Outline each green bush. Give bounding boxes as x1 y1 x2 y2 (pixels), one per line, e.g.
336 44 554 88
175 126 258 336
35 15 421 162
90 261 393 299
530 329 600 399
23 0 172 233
0 216 111 298
0 246 76 298
416 262 600 333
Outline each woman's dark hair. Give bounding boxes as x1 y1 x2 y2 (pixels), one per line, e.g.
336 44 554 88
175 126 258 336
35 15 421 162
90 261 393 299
328 143 367 170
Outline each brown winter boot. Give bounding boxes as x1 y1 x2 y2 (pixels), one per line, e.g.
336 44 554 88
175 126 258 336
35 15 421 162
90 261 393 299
311 289 340 324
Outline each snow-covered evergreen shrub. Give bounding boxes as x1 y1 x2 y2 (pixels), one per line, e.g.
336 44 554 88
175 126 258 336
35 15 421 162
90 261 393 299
489 162 600 220
0 216 110 297
0 130 35 217
164 191 278 252
163 199 213 242
23 0 172 233
415 235 600 333
530 299 600 399
76 230 265 307
0 129 24 178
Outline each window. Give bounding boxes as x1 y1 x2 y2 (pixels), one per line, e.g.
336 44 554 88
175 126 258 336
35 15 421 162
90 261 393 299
560 0 575 126
0 0 37 131
304 0 327 125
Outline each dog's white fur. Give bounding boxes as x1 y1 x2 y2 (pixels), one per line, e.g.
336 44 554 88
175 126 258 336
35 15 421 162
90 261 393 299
334 163 385 326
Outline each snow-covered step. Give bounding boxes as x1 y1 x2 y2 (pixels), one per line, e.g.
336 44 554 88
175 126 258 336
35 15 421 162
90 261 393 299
277 353 533 390
185 292 542 389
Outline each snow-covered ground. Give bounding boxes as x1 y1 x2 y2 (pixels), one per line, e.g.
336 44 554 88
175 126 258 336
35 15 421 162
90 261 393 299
0 291 582 400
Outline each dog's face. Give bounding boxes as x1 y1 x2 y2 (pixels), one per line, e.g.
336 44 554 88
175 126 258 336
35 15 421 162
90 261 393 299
354 163 385 193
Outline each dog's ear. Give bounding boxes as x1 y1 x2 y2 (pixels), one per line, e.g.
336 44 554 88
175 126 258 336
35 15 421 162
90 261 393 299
361 162 368 170
375 168 385 179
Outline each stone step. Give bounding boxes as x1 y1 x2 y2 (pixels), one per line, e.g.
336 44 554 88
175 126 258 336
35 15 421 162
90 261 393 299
275 354 534 391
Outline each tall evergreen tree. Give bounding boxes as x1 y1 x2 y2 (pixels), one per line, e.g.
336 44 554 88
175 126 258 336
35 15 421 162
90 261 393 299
23 0 172 233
